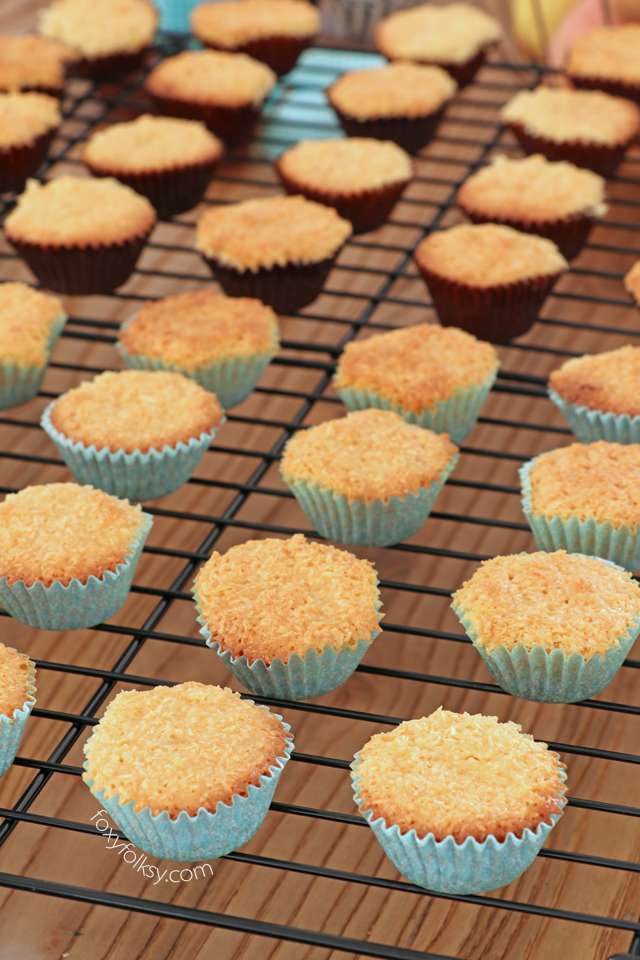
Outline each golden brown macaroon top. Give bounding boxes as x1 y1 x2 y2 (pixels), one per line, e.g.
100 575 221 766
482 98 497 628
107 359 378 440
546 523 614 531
500 86 640 147
0 282 65 368
375 3 502 66
0 482 145 588
527 441 640 529
457 154 608 224
83 682 288 818
4 175 156 248
145 49 276 109
39 0 158 58
454 550 640 658
414 222 567 288
0 644 34 720
327 63 457 122
280 408 458 503
83 115 223 175
0 91 60 150
355 708 565 843
335 323 498 414
194 533 381 664
120 290 279 368
196 195 352 272
277 138 412 194
568 24 640 85
550 345 640 417
0 34 71 94
50 370 223 454
191 0 320 47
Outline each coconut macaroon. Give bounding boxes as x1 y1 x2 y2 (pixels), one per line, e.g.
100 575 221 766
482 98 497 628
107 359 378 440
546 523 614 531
500 86 640 177
549 345 640 418
625 261 640 309
567 24 640 102
276 138 412 234
38 0 158 78
0 34 72 96
83 115 224 219
457 154 608 261
196 195 352 313
0 644 35 720
191 0 320 75
0 92 61 193
334 323 499 444
375 3 502 86
327 63 456 153
0 282 65 370
414 223 568 343
145 49 276 148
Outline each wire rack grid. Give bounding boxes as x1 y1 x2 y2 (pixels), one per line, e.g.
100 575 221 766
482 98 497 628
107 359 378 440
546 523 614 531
0 37 640 960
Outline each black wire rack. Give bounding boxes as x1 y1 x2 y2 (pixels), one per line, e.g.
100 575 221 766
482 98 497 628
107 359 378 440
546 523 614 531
1 36 640 960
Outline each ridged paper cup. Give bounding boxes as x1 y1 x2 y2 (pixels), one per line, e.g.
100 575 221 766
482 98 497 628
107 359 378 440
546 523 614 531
520 458 640 571
451 572 640 703
0 659 36 778
0 512 152 631
194 591 383 700
41 403 223 502
548 387 640 444
118 340 274 410
0 312 66 411
351 752 566 895
283 453 458 548
83 715 293 862
336 370 497 446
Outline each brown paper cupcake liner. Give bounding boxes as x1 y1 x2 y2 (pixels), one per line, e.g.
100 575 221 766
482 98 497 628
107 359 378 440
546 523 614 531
507 122 632 178
200 35 314 76
438 48 487 87
0 128 56 194
415 265 562 343
202 255 338 314
330 105 446 155
69 47 150 81
86 156 220 220
461 208 597 261
276 166 409 234
570 74 640 105
151 95 260 149
9 230 152 295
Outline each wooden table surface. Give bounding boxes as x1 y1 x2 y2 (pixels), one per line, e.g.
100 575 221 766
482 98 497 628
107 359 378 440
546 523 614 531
1 4 640 960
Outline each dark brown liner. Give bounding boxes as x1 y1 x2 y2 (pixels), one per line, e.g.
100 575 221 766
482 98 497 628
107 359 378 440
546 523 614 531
69 46 150 81
570 73 640 105
414 264 563 344
8 229 152 295
507 121 633 179
276 165 409 234
329 102 447 154
86 155 221 220
460 207 597 261
199 34 315 76
201 254 339 314
149 94 260 149
0 128 56 194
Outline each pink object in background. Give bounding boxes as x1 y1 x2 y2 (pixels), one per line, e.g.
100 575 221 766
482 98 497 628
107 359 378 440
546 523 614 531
547 0 607 67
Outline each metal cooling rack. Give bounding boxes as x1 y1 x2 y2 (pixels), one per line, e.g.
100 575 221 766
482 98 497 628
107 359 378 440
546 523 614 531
0 37 640 960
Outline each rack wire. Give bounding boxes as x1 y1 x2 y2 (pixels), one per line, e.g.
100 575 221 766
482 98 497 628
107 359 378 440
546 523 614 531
0 37 640 960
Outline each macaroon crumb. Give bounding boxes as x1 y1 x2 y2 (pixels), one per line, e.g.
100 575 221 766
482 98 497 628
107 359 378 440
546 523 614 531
0 282 65 368
0 644 34 719
83 681 288 817
355 708 565 843
549 345 640 417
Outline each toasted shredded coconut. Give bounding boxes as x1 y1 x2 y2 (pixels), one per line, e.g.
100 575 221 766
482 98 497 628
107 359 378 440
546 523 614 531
83 114 223 174
83 682 288 817
550 344 640 417
0 92 60 150
145 49 276 109
0 644 33 719
191 0 320 47
375 3 502 65
39 0 157 58
0 34 71 93
356 708 565 843
327 63 456 122
568 24 640 85
0 282 65 367
277 138 412 194
195 534 381 664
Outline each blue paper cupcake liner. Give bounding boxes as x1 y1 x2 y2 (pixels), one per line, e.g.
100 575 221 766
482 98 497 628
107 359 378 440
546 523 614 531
118 341 276 410
282 453 459 548
153 0 198 32
548 387 640 444
452 576 640 702
0 511 152 631
194 591 383 700
520 458 640 570
0 658 36 778
41 403 223 502
84 714 293 862
336 368 498 446
0 312 66 411
351 752 566 895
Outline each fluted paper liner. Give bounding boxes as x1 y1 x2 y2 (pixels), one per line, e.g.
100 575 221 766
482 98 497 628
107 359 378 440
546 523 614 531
0 659 36 778
548 387 640 444
0 312 66 411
